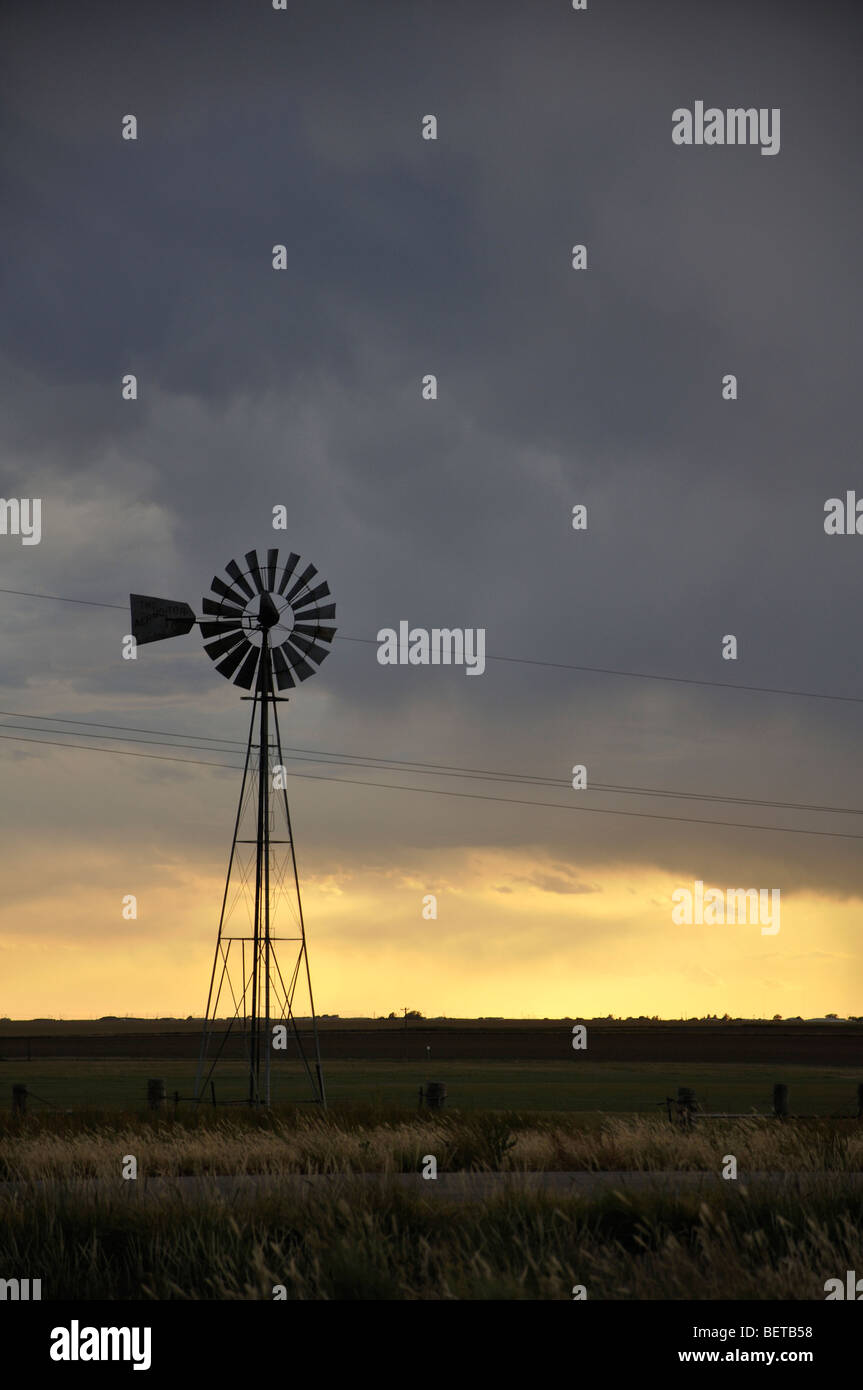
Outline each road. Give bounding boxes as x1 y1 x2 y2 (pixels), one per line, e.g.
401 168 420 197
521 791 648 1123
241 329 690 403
2 1170 861 1203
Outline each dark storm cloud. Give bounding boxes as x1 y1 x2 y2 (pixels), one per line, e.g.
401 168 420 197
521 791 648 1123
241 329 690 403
1 0 863 903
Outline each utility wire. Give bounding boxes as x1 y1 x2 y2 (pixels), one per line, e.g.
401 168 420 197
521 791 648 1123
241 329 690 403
3 586 862 835
0 587 125 610
1 584 861 706
2 729 863 841
0 710 861 819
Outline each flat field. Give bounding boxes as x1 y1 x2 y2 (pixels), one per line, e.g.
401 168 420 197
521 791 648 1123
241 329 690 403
2 1020 861 1065
1 1058 861 1115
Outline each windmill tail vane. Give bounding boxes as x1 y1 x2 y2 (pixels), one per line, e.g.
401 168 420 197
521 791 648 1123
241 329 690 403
129 547 336 1108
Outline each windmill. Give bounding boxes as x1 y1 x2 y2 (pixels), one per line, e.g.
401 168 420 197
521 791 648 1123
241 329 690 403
129 546 336 1108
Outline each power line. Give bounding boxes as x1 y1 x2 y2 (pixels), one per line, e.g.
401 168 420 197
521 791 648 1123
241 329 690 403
0 721 243 758
0 708 245 744
0 708 861 819
328 633 863 705
0 587 125 610
2 729 863 841
0 731 241 771
1 584 862 706
3 586 862 836
483 654 863 706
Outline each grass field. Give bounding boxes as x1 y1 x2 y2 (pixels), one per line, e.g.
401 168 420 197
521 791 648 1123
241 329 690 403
1 1108 862 1299
2 1106 862 1179
5 1178 863 1300
1 1058 861 1115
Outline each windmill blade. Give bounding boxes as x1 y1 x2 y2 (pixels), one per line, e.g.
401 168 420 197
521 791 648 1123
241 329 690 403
293 622 336 643
286 632 331 666
202 596 245 619
226 559 255 599
271 646 296 690
266 548 279 590
281 639 316 681
292 603 336 623
245 550 266 593
233 644 262 690
284 564 317 603
277 553 300 595
292 581 331 611
199 620 244 639
130 594 196 645
215 640 254 681
211 576 250 609
203 631 248 661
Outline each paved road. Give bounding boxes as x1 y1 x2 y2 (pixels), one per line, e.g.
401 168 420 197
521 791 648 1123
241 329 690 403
2 1170 861 1203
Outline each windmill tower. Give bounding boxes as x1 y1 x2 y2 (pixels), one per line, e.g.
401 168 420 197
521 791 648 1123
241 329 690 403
129 547 335 1108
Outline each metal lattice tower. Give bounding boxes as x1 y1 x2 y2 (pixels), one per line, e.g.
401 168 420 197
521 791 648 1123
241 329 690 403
129 546 336 1107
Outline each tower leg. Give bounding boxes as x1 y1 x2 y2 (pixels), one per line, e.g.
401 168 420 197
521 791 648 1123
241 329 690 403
273 697 326 1108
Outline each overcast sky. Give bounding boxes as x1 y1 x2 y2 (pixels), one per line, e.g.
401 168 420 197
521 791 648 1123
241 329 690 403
1 0 861 1020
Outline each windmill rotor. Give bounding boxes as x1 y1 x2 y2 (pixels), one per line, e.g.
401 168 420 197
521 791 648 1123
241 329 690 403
201 548 337 691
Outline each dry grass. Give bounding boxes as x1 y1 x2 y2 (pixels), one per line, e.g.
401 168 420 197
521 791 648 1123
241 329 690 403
1 1112 861 1298
1 1178 862 1300
0 1110 860 1181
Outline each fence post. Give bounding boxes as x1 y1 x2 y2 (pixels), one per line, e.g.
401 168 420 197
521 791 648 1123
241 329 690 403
425 1082 447 1111
146 1078 166 1111
773 1083 789 1118
857 1083 863 1120
677 1086 697 1127
12 1084 26 1114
